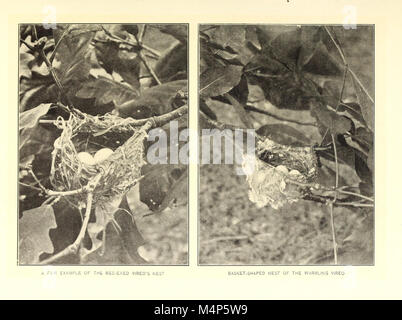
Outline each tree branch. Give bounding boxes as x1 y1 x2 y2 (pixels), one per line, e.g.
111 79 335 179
41 105 188 130
39 174 102 265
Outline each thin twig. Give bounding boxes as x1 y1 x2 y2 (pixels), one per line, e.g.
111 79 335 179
32 25 38 41
286 179 326 191
328 202 338 264
28 169 47 192
302 194 372 208
100 25 160 58
335 202 374 208
245 105 317 127
329 133 339 265
132 27 162 85
46 186 87 197
324 26 374 104
29 26 68 104
49 25 71 63
349 69 374 103
337 190 374 202
320 62 348 145
137 24 146 44
324 26 347 65
18 181 43 192
331 134 339 192
20 39 35 51
200 111 245 131
39 192 94 265
138 50 162 85
122 104 188 127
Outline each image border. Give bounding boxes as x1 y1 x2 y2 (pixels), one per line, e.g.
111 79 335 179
17 22 190 267
197 23 375 267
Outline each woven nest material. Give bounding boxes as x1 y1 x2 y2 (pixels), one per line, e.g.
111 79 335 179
50 110 152 207
243 138 318 209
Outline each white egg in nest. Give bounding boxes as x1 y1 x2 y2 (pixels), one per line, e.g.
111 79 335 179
94 148 114 164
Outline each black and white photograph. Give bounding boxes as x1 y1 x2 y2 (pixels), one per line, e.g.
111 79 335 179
18 23 188 265
199 24 374 265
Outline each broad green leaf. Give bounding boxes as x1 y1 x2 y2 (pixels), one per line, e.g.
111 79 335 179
53 24 96 84
302 42 342 76
256 25 300 45
211 74 249 107
76 77 139 107
19 51 35 79
80 195 122 259
19 103 51 129
354 152 372 184
139 164 187 211
367 147 374 173
154 42 187 83
19 72 57 112
81 192 147 264
297 26 322 68
94 40 141 89
255 71 315 110
206 25 254 65
311 104 352 134
19 205 57 264
117 80 187 118
154 167 188 213
316 162 349 188
154 24 187 43
256 26 302 70
352 75 374 131
200 64 243 99
245 26 260 50
121 24 139 36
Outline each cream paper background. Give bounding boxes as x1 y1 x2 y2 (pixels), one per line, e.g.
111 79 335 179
1 0 401 299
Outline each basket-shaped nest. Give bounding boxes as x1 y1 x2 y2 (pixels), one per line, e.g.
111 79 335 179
50 110 152 207
244 137 318 209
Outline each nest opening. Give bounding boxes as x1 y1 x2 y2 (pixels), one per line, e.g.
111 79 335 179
244 137 318 209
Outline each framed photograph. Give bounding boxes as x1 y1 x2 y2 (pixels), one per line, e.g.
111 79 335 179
198 24 374 266
18 23 189 265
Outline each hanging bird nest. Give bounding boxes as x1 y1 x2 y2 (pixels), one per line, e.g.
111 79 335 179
49 109 152 207
243 137 318 209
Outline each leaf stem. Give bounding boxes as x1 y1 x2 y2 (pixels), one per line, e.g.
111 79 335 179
337 189 374 202
18 181 43 192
